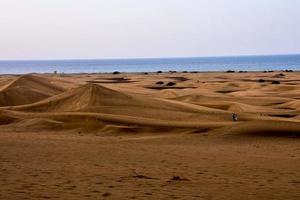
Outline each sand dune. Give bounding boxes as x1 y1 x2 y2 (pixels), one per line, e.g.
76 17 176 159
12 83 136 112
218 120 300 137
10 83 230 123
0 72 299 200
1 82 235 133
281 100 300 111
0 110 19 125
0 72 297 134
0 74 64 107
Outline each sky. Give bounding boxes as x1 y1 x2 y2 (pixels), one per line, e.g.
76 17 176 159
0 0 300 60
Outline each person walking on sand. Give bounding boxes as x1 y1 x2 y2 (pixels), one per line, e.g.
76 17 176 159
232 113 238 121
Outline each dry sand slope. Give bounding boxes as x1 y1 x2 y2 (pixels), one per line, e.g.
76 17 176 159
0 74 65 107
0 72 299 200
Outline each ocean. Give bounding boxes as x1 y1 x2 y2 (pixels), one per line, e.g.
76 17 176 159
0 54 299 74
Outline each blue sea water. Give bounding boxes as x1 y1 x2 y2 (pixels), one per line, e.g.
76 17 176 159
0 54 299 74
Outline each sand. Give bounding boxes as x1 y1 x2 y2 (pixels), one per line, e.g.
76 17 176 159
0 71 299 199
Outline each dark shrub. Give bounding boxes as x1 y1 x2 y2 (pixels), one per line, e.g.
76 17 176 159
285 69 293 72
157 71 163 73
169 176 189 181
156 81 164 85
144 72 148 75
166 82 176 86
172 176 181 181
258 79 265 83
273 73 285 78
113 71 120 75
272 80 280 84
226 70 235 73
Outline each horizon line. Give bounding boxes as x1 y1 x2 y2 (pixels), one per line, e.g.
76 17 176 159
0 53 300 62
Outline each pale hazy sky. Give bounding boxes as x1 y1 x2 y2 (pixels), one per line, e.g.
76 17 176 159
0 0 300 60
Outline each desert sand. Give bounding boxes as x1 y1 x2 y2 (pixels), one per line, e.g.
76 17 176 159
0 71 299 199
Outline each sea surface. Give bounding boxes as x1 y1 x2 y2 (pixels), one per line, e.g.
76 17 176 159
0 54 299 74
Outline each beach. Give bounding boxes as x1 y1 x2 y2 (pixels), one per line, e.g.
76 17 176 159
0 71 299 199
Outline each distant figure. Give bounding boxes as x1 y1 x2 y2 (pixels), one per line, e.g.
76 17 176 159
232 113 238 121
54 70 57 75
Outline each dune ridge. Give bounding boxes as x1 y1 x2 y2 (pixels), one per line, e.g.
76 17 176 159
0 72 298 136
10 83 231 122
0 74 64 107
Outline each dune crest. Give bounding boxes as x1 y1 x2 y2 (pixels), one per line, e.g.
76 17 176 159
12 83 137 112
0 74 64 107
10 83 231 126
